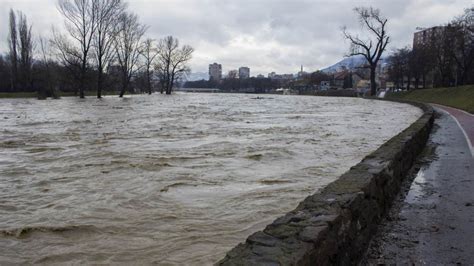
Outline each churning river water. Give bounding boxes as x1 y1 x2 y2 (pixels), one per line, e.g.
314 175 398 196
0 93 422 264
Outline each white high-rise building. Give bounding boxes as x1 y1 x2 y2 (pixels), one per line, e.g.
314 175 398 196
209 63 222 81
238 67 250 79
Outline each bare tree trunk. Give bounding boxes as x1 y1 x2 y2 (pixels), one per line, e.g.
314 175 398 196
97 66 103 98
407 74 411 90
119 85 126 97
8 9 18 91
80 61 86 98
159 79 165 94
370 65 376 96
422 73 426 89
119 70 126 97
147 70 152 94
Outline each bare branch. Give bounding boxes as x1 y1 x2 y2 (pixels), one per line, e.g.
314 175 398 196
342 6 389 96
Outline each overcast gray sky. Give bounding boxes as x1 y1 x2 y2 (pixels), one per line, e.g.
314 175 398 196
0 0 471 75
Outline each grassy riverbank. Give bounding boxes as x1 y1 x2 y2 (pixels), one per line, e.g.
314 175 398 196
0 92 38 98
387 85 474 113
0 91 115 99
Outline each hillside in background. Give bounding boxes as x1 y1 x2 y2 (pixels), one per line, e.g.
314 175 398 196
185 71 209 81
321 55 367 73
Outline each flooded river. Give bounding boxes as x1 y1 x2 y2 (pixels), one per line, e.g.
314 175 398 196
0 93 421 264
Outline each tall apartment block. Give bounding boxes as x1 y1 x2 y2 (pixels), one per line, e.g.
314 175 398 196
209 63 222 81
238 67 250 79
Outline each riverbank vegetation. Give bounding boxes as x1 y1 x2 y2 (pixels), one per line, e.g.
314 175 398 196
0 0 193 99
387 7 474 90
387 85 474 113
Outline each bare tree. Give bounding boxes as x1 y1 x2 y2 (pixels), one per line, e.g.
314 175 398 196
343 7 390 96
93 0 125 98
154 62 167 94
38 36 61 99
51 29 82 88
450 8 474 86
429 26 456 87
156 36 194 95
57 0 97 98
17 12 34 90
227 70 238 79
7 9 34 92
8 9 18 91
387 47 415 90
140 38 159 94
113 12 146 97
412 41 435 89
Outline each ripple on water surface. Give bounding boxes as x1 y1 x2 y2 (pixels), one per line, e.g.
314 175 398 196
0 93 422 264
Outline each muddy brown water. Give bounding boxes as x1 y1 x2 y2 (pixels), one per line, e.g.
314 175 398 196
0 93 421 264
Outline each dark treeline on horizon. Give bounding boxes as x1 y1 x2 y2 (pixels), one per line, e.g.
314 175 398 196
184 71 333 94
387 7 474 89
0 0 194 99
1 4 473 99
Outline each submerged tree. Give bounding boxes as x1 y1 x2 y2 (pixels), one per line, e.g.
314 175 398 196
17 12 34 90
114 12 146 97
56 0 97 98
156 36 194 95
140 38 159 94
93 0 125 98
8 10 18 91
343 7 390 96
8 9 34 91
51 28 83 92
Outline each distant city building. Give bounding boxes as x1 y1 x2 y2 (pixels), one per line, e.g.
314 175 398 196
209 63 222 81
257 74 265 78
332 70 364 89
282 74 295 80
320 81 330 91
413 26 446 48
238 67 250 79
297 65 308 78
268 71 294 80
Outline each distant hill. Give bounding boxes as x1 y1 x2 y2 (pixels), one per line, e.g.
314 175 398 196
185 71 209 81
321 55 367 73
321 55 391 74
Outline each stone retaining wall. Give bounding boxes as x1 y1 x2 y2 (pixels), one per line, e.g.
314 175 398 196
313 90 358 97
219 102 434 265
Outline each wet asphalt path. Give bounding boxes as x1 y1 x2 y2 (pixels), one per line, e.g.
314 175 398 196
432 104 474 157
364 107 474 264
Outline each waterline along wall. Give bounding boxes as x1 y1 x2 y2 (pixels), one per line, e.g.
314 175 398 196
219 102 434 265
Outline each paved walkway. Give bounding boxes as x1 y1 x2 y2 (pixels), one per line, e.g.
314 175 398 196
432 103 474 157
364 107 474 264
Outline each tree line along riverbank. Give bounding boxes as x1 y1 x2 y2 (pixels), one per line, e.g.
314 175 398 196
0 91 142 99
387 85 474 114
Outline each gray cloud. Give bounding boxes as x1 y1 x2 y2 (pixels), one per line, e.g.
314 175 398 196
0 0 471 75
